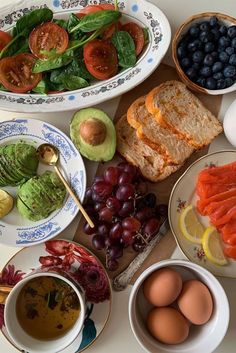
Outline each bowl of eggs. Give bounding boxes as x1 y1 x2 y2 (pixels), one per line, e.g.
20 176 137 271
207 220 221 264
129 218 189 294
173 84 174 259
129 259 229 353
172 12 236 94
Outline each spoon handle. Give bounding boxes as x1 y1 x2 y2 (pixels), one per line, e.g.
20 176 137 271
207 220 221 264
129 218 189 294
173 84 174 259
54 165 95 228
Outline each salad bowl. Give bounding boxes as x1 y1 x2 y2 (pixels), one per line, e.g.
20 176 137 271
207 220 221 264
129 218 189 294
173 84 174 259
0 0 171 113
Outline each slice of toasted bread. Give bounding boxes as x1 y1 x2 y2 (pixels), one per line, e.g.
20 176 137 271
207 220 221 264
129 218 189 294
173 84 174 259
127 96 194 165
116 115 181 182
146 80 223 148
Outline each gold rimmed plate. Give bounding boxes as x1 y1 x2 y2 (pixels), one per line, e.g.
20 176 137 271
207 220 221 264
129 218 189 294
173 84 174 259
0 239 112 352
169 150 236 278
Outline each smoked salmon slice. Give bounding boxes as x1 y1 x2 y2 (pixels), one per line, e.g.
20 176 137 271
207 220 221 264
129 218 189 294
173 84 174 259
197 188 236 215
224 246 236 260
210 205 236 227
196 181 236 199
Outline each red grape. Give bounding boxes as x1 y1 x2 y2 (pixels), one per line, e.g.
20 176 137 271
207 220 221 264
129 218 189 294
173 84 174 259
123 164 137 178
118 200 135 217
132 241 145 252
109 222 123 239
92 192 104 203
83 222 97 235
106 197 121 213
117 162 129 171
92 181 113 199
135 207 154 223
105 237 119 248
99 207 114 223
144 218 160 236
122 217 141 232
108 245 123 259
156 204 168 217
85 187 92 201
97 223 110 235
136 181 148 195
94 202 106 212
118 172 133 185
107 259 119 271
92 234 105 250
84 204 96 217
94 176 104 183
116 184 135 201
122 230 134 245
143 193 157 208
104 166 120 185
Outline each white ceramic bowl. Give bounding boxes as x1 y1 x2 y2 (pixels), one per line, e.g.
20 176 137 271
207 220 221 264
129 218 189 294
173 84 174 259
223 99 236 147
129 259 229 353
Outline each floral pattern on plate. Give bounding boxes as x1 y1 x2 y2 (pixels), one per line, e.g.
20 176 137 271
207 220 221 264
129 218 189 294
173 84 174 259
0 240 111 352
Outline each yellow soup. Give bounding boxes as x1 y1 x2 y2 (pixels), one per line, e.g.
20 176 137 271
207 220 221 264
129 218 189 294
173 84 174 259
16 276 81 340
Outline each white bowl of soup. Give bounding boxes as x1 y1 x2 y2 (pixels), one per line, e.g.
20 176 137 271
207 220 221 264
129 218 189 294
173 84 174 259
4 271 86 353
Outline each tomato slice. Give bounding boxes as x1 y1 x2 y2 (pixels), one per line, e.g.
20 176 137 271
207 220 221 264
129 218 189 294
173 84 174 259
29 22 69 60
0 30 12 51
83 39 118 80
0 53 42 93
102 21 122 40
76 5 103 18
122 22 145 56
99 4 115 10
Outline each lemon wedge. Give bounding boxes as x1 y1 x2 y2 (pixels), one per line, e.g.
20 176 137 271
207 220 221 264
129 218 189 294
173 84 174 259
0 189 14 218
202 227 227 266
179 205 205 244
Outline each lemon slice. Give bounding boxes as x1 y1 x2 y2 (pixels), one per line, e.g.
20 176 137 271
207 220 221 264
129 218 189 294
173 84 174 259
0 189 14 218
202 227 227 266
179 205 205 244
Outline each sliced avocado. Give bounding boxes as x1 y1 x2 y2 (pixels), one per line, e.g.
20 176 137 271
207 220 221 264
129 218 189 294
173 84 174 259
14 143 38 174
17 197 43 222
0 146 23 185
70 108 116 162
2 145 26 182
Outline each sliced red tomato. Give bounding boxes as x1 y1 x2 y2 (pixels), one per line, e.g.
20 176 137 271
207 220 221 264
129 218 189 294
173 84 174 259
102 21 122 40
0 30 12 51
0 53 42 93
29 22 69 60
122 22 145 56
83 39 118 80
99 3 115 10
76 5 103 18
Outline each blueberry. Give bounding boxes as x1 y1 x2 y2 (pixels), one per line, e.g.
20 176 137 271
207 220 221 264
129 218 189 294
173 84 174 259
216 79 226 89
181 57 191 68
178 38 189 49
229 53 236 66
219 36 231 48
199 21 210 32
225 47 235 56
211 51 218 59
204 42 215 53
203 54 214 66
219 25 227 35
185 67 197 79
212 61 223 73
211 28 220 41
187 41 197 52
223 65 236 77
192 62 200 70
228 26 236 39
196 77 206 87
219 51 229 63
192 50 204 63
199 66 212 77
200 31 213 43
213 72 223 80
206 77 216 89
209 16 218 27
189 25 200 37
177 46 186 59
232 38 236 48
225 77 234 87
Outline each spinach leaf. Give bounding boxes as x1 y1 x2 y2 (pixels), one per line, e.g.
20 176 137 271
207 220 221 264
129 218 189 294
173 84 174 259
15 8 53 35
15 39 29 55
0 35 29 58
51 58 93 83
143 28 149 45
53 19 68 30
67 14 85 40
70 10 121 33
33 50 74 73
112 31 136 68
0 83 8 91
32 79 48 94
61 76 89 90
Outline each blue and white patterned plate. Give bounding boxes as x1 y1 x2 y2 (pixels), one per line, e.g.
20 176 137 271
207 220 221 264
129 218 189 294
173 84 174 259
0 118 86 247
0 0 171 113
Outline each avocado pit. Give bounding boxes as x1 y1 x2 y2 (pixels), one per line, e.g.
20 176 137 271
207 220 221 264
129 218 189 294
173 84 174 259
79 118 107 146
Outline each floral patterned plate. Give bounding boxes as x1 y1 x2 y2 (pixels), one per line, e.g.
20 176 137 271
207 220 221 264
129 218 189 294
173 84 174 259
169 150 236 279
0 0 171 113
0 239 112 352
0 118 86 247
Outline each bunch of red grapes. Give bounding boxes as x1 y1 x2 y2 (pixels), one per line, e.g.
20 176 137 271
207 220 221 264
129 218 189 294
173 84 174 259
83 162 168 271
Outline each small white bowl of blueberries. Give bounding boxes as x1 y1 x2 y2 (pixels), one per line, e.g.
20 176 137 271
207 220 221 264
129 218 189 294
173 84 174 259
172 12 236 94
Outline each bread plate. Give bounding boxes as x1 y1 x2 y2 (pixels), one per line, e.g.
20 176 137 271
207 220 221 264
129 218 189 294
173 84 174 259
0 0 171 113
0 118 86 247
169 150 236 279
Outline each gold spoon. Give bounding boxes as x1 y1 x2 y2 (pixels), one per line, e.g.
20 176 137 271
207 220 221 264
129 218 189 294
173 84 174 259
0 285 13 304
37 143 94 228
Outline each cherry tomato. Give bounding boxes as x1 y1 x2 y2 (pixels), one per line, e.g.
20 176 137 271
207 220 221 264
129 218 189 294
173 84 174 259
102 21 122 40
29 22 69 60
83 39 118 80
0 53 42 93
122 22 145 55
0 30 12 51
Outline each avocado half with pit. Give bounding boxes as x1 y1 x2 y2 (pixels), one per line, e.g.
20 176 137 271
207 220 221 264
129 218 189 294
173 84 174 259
70 108 116 162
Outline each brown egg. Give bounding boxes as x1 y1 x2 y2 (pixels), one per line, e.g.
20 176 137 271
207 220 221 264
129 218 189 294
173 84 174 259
147 307 190 344
177 280 213 325
143 267 182 306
